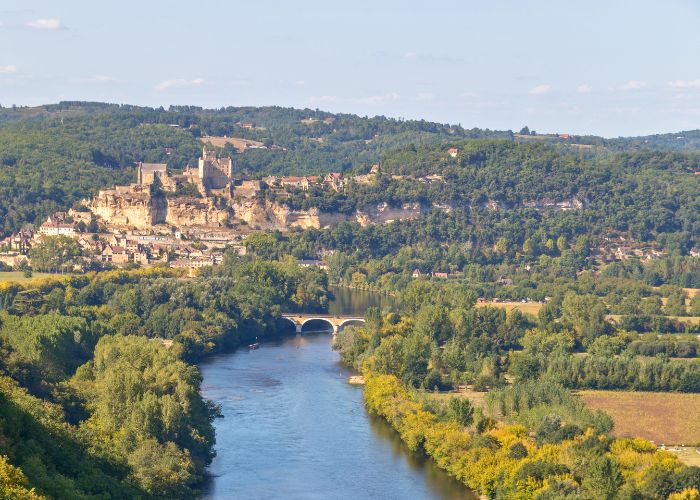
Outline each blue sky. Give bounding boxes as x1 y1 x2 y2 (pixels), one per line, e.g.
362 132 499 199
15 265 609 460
1 0 699 136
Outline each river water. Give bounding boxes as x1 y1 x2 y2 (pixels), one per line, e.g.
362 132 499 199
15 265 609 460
200 288 474 500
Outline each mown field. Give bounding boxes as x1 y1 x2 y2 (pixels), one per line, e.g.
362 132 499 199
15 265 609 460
475 301 543 316
0 271 66 284
579 390 700 446
606 314 700 326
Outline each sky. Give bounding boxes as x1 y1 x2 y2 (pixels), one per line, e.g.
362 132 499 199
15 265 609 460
1 0 699 137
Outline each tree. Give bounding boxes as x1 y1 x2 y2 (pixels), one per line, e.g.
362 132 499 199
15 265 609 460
29 236 82 273
243 232 280 260
494 237 509 255
691 295 700 316
561 293 608 345
448 397 474 427
414 305 452 344
664 289 688 316
523 238 535 256
401 331 430 387
373 335 404 376
582 455 622 500
0 456 44 500
556 235 567 254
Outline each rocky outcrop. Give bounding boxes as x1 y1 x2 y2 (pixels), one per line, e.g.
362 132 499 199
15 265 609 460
232 200 434 230
356 202 423 226
86 189 229 229
165 197 230 227
89 186 444 232
232 200 320 230
86 187 167 229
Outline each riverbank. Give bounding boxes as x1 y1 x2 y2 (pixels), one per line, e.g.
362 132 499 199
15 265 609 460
200 334 475 499
361 373 699 498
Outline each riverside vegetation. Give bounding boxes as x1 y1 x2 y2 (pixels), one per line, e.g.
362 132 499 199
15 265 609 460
335 293 700 498
1 102 700 498
0 257 327 498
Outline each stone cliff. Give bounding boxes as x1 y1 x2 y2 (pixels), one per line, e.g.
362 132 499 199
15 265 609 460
86 187 168 229
165 197 230 227
88 185 440 232
232 200 431 230
86 189 229 229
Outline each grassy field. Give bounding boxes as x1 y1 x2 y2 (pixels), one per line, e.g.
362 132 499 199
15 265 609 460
476 301 543 316
0 271 68 284
200 135 264 151
579 390 700 447
606 314 700 326
422 389 489 409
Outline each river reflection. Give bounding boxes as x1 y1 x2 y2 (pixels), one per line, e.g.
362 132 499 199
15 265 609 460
200 333 474 500
328 286 397 316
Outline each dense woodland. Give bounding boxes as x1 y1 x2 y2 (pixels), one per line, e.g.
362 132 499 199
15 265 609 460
0 259 328 498
335 282 700 498
1 102 700 498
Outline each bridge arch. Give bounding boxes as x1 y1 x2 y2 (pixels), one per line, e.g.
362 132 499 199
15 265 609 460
338 318 365 330
280 314 367 334
300 317 335 333
280 316 300 333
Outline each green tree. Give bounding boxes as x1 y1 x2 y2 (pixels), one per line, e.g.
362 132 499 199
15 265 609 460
664 288 688 316
448 397 474 427
29 235 82 273
561 293 608 345
556 235 567 254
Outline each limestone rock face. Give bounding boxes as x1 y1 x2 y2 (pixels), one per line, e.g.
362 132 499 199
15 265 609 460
232 200 322 230
232 200 429 230
86 188 167 229
165 197 230 227
86 189 229 229
356 202 423 226
88 184 441 232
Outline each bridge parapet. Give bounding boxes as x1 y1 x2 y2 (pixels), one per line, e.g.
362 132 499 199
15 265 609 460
281 314 365 334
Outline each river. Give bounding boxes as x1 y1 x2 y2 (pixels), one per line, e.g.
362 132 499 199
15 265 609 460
200 288 475 500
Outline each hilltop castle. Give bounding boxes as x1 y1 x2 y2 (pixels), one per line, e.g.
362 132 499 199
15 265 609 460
84 148 233 229
134 148 234 198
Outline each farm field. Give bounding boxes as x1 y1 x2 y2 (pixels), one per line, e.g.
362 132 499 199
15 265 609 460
200 135 264 152
578 390 700 450
606 314 700 326
475 301 543 316
0 271 66 284
423 388 489 410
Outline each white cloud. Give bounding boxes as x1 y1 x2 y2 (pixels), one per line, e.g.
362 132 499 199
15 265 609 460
411 92 435 102
529 84 551 95
78 75 116 84
668 79 700 90
576 83 592 93
0 65 17 74
356 92 401 105
309 93 402 105
155 78 204 91
308 95 342 104
27 18 62 30
620 80 646 91
294 80 305 86
402 51 417 60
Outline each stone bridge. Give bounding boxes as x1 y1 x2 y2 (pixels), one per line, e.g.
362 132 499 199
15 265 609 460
281 314 365 334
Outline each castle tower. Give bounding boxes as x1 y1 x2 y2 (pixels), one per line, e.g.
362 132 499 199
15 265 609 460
198 147 233 191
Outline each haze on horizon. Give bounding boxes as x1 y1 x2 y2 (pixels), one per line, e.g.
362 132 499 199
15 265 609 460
1 0 699 137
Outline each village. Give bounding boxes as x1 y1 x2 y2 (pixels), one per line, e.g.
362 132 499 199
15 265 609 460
0 144 360 274
0 142 694 275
